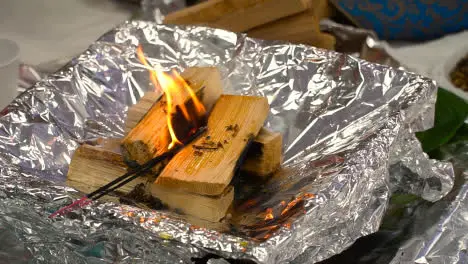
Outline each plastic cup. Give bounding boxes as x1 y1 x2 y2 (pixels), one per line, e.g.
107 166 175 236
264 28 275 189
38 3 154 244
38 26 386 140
0 38 20 110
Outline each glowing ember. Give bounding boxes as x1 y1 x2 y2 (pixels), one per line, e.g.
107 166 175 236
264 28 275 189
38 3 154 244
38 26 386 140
136 45 206 149
264 208 274 220
281 193 315 216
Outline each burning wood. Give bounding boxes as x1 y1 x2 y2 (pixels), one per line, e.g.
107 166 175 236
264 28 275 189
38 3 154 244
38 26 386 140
125 92 283 178
155 94 270 196
65 46 285 223
122 61 222 165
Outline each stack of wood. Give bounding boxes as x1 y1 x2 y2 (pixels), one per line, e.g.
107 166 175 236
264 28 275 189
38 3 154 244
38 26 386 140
67 67 283 223
163 0 335 50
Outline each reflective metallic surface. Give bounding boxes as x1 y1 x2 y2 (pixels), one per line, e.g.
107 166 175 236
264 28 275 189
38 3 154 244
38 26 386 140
390 140 468 264
0 20 453 263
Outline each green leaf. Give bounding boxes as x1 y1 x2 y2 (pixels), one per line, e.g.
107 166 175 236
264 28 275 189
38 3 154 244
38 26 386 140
448 123 468 144
416 89 468 153
390 193 420 205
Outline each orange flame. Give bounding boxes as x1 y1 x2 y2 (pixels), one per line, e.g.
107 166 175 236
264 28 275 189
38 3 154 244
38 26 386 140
136 45 206 149
264 208 274 221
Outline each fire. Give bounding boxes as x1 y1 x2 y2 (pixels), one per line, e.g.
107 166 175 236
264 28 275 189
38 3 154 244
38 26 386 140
136 45 206 149
264 208 274 221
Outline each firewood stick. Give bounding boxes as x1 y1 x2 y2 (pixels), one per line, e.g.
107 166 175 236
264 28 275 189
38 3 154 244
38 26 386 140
122 67 223 165
67 140 146 195
155 95 270 196
67 139 234 222
241 128 282 177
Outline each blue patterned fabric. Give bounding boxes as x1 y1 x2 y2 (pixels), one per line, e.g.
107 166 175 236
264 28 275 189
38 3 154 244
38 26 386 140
332 0 468 41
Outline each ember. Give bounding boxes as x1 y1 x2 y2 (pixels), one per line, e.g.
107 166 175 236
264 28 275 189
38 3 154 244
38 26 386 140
281 193 315 216
264 208 274 220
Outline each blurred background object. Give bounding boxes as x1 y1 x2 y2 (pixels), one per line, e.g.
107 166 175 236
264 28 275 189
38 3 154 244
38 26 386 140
0 0 136 66
0 39 19 110
385 31 468 101
330 0 468 41
162 0 338 50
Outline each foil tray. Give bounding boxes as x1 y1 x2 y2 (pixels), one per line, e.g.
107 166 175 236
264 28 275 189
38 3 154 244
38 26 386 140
0 20 453 263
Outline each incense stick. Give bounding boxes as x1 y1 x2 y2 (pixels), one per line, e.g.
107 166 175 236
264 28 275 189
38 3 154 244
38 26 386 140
49 127 207 219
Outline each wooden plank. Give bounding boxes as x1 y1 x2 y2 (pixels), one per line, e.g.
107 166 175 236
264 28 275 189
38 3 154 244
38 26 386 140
122 67 223 165
155 94 270 196
241 128 282 177
247 10 336 49
151 184 234 222
165 0 310 33
211 0 311 32
164 0 263 25
247 10 320 37
305 0 334 20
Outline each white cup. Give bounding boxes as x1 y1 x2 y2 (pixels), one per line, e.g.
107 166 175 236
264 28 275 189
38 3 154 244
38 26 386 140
0 39 20 110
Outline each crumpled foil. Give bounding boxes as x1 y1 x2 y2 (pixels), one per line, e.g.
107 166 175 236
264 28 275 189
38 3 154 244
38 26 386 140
389 139 468 264
0 20 454 263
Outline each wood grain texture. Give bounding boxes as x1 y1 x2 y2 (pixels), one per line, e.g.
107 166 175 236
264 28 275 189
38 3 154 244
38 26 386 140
122 67 222 165
210 0 311 32
125 92 160 133
151 184 234 222
164 0 263 25
247 9 336 49
165 0 310 33
155 95 270 196
67 140 145 194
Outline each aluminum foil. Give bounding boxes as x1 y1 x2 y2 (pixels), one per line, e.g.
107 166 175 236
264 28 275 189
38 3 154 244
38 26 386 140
389 139 468 264
0 20 453 263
